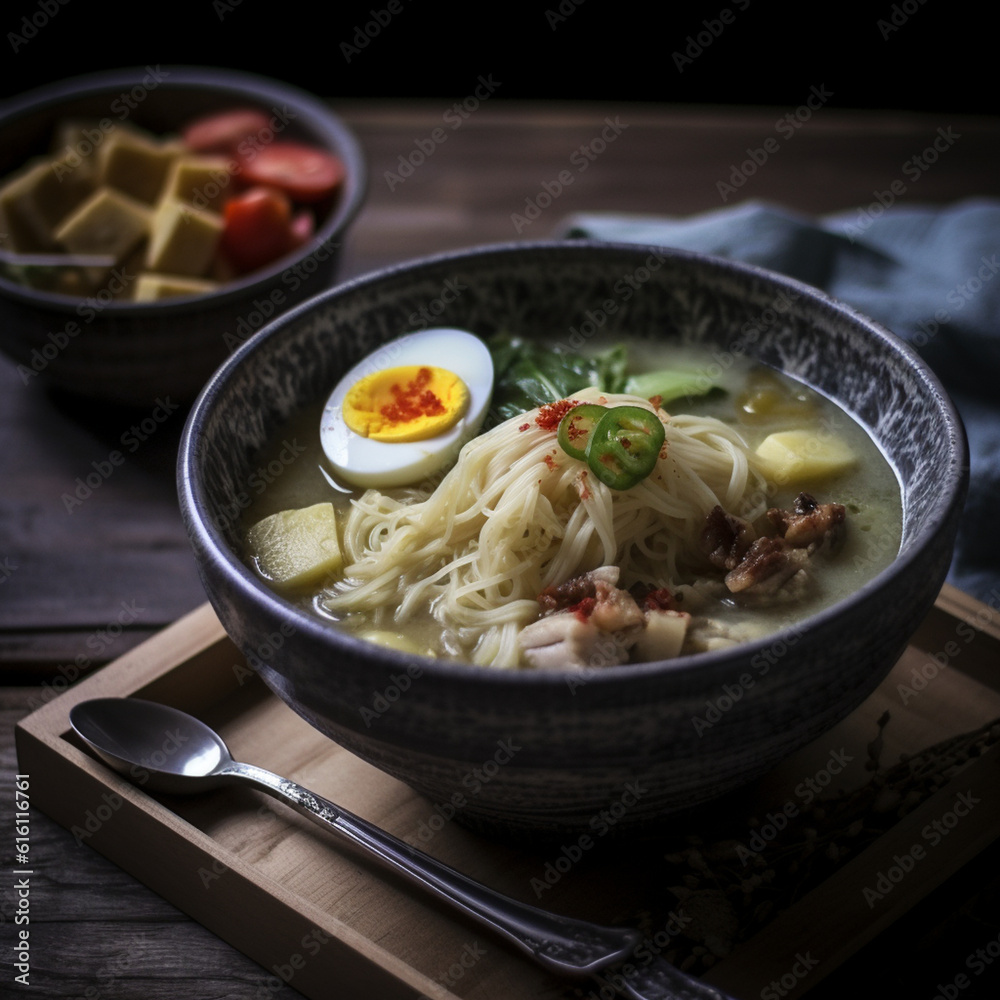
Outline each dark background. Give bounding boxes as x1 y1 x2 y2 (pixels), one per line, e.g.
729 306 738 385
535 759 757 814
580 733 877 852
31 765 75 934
0 2 990 114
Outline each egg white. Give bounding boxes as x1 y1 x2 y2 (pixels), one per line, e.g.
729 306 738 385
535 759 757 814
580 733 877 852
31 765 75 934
319 328 494 489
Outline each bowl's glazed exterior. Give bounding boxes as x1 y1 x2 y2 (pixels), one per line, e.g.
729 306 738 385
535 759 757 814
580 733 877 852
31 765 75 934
0 65 366 408
178 241 967 841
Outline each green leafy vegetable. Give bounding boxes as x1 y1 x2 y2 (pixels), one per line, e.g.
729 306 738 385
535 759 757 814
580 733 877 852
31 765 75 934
487 334 724 422
488 334 628 420
622 369 715 404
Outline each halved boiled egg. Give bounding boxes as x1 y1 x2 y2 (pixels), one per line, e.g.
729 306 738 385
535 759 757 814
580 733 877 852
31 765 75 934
320 328 494 489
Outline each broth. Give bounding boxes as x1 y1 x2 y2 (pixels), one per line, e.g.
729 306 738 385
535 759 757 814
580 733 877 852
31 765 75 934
240 338 903 664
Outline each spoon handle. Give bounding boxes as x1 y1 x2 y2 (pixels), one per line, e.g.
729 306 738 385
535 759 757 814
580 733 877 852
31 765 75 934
222 760 640 977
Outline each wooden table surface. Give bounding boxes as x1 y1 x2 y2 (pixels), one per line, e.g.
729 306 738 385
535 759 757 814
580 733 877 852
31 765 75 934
4 101 1000 999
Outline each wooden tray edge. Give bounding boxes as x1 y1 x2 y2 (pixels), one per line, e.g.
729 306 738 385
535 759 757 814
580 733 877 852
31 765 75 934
15 591 1000 1000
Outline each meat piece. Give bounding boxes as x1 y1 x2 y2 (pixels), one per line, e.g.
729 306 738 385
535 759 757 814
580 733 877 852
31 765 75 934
634 609 691 661
724 537 809 594
589 577 645 633
767 492 846 549
537 566 620 615
519 613 634 670
630 584 677 612
523 566 645 669
701 505 756 571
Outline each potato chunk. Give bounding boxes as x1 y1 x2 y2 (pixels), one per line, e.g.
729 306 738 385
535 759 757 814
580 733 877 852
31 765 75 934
634 610 690 661
755 429 856 483
247 503 342 590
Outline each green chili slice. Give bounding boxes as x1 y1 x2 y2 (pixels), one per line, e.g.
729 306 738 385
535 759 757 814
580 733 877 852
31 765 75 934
586 405 665 490
556 403 607 460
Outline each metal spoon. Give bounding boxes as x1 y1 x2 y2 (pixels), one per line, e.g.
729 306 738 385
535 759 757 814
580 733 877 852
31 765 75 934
69 697 734 999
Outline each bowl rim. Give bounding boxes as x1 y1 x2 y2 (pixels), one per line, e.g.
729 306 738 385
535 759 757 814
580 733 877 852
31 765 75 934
178 237 969 688
0 64 367 313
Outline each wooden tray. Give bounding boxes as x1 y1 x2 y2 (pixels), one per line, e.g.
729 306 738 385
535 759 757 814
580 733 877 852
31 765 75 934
15 585 1000 1000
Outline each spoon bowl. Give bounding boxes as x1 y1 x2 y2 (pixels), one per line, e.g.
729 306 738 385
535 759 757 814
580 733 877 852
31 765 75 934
70 697 233 794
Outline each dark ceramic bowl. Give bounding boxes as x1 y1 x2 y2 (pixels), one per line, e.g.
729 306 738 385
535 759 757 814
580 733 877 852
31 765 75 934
0 65 366 408
178 241 968 841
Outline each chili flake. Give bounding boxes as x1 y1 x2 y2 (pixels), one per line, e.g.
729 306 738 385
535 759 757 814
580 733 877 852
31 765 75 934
535 398 579 431
379 367 447 423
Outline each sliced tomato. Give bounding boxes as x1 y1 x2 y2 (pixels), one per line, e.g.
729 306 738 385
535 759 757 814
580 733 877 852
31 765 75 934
238 142 345 203
183 108 272 154
219 186 298 274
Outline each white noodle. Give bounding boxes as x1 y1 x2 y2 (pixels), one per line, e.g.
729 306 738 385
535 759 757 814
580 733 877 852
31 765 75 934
325 388 769 667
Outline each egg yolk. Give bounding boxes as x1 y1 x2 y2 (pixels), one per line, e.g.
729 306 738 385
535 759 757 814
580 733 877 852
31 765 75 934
342 365 470 442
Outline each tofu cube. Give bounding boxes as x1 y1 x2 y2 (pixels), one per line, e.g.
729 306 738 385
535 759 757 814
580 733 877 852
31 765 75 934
53 186 150 260
98 127 181 204
50 118 114 185
164 156 236 213
755 429 857 483
246 503 343 590
0 159 94 251
145 198 223 277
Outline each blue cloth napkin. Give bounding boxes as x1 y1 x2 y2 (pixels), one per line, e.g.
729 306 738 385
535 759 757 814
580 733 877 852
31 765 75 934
559 199 1000 606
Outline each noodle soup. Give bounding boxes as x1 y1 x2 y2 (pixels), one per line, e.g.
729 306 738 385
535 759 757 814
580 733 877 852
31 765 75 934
241 337 902 669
